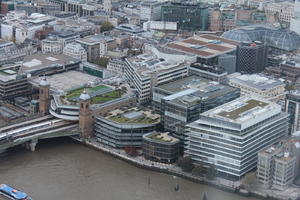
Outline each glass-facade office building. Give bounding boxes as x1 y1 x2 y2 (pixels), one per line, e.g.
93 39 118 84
185 96 289 180
161 1 208 31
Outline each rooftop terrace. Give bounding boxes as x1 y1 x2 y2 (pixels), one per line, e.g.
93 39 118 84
105 107 160 124
145 132 179 144
204 96 281 125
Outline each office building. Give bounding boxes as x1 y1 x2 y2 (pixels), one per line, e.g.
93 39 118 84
95 107 160 148
63 42 87 61
0 66 30 100
143 132 180 163
124 47 191 104
265 2 294 27
228 73 285 103
166 34 239 74
290 0 300 35
153 75 240 140
189 63 228 84
185 96 289 180
236 41 268 74
76 35 116 62
140 1 164 21
161 1 208 31
42 36 62 54
21 54 80 77
285 90 300 133
257 135 300 190
1 11 55 44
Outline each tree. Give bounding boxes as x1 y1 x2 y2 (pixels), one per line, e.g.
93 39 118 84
242 172 259 191
93 57 109 68
101 21 114 33
178 156 194 172
205 164 217 180
192 162 206 177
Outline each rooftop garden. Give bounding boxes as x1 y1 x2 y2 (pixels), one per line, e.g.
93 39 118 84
148 133 175 143
64 85 127 105
108 114 158 124
218 99 268 120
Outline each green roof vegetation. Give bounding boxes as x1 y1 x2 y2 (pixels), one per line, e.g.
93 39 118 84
65 85 111 102
66 88 84 100
90 90 121 104
148 133 174 142
218 99 268 120
108 114 159 124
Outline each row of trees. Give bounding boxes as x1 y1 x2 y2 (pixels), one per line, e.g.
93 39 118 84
177 156 217 180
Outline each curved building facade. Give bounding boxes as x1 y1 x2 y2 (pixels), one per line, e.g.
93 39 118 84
237 41 268 74
222 25 300 52
95 107 160 148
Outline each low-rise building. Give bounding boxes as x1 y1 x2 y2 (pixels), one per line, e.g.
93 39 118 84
142 132 180 163
76 35 116 62
21 53 81 77
63 42 87 61
228 73 285 103
95 107 160 148
185 96 289 180
42 36 62 54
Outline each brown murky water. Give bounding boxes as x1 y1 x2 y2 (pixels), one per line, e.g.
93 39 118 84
0 138 259 200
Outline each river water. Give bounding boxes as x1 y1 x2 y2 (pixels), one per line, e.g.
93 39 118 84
0 138 259 200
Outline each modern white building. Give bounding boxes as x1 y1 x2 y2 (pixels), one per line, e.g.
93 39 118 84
63 42 87 61
42 36 62 54
124 46 194 104
185 96 289 180
140 1 165 21
290 0 300 35
228 73 286 103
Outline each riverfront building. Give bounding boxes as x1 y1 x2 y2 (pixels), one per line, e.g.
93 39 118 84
153 75 240 140
257 135 300 190
228 73 285 103
185 96 289 180
142 132 180 163
95 107 160 148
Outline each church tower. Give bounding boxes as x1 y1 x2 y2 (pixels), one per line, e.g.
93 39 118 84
79 89 93 139
39 77 50 115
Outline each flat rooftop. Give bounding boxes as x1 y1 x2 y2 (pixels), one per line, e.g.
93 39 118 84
160 76 238 106
31 70 99 92
229 73 285 90
21 54 79 74
105 107 160 124
203 96 280 124
144 132 179 144
126 52 187 78
166 34 239 59
76 35 114 45
0 69 18 82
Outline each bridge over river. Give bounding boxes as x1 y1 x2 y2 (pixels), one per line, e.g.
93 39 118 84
0 115 79 152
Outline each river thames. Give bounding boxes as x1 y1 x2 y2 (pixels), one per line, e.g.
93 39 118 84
0 138 259 200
